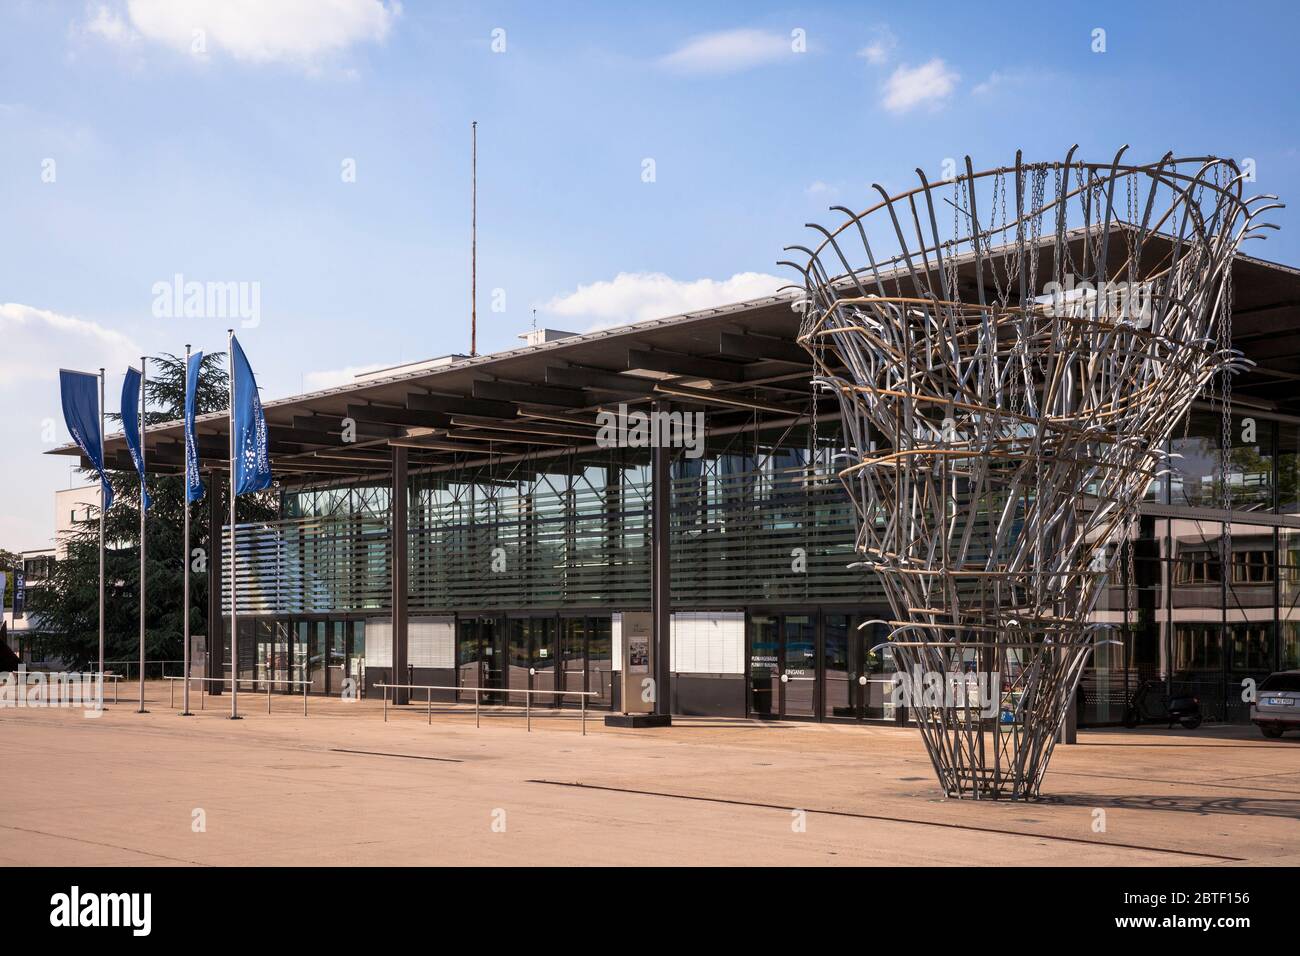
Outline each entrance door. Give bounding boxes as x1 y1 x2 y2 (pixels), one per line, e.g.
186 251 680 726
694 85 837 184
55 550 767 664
457 617 505 704
326 621 347 695
781 615 818 718
748 614 780 717
823 613 896 721
560 617 586 705
747 611 823 719
532 617 558 705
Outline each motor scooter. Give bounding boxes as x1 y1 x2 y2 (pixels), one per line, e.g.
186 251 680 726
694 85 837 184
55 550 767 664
1121 679 1202 729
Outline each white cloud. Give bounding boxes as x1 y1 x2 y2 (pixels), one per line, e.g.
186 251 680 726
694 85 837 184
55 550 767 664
0 304 141 548
83 3 137 45
301 363 389 392
881 58 958 113
0 303 139 389
659 28 795 74
972 69 1053 97
81 0 400 66
542 271 787 329
857 26 897 65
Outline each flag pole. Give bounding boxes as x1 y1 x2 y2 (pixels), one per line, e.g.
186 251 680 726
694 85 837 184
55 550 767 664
182 345 193 717
228 329 240 720
138 357 149 713
98 368 106 702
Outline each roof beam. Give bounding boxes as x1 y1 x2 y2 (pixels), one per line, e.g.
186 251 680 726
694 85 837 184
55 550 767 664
627 348 746 382
346 403 451 429
719 330 809 364
472 379 586 407
406 392 518 419
545 365 659 395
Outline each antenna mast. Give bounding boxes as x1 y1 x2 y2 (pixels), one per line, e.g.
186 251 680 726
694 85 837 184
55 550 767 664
471 120 478 357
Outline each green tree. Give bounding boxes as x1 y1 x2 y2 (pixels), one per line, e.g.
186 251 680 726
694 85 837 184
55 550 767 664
0 549 20 608
32 353 277 670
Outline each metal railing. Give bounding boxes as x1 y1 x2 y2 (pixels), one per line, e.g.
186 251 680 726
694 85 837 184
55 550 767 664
104 659 185 681
373 682 597 735
163 675 312 716
8 670 122 705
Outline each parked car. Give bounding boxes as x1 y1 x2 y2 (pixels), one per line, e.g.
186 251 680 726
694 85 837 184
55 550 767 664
1251 670 1300 738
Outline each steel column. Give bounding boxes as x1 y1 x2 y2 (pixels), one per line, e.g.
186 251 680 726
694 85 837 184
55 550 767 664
391 444 409 705
651 405 672 720
207 470 223 695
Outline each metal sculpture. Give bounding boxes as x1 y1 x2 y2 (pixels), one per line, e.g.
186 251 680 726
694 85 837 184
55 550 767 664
784 148 1280 799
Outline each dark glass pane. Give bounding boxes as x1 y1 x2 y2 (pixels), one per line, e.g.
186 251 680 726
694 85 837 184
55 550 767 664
749 615 778 717
588 617 612 707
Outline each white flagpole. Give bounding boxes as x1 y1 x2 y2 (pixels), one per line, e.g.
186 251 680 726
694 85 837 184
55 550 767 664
182 345 193 717
98 368 106 700
138 358 149 713
228 329 240 720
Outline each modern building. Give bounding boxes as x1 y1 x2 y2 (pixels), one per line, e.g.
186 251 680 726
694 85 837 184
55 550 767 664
3 482 104 666
50 228 1300 725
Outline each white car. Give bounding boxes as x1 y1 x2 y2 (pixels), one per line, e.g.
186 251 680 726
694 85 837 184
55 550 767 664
1251 670 1300 738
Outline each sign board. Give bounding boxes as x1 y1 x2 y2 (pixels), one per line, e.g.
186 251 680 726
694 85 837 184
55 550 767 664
617 611 653 715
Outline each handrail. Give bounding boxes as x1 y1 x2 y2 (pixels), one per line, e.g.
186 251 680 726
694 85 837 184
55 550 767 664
373 682 597 735
163 675 311 716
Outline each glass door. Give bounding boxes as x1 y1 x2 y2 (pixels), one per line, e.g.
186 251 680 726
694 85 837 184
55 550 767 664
560 617 586 705
481 617 505 704
508 618 531 698
347 621 365 697
457 618 481 702
533 617 558 705
824 614 858 718
749 614 780 717
325 621 347 695
823 613 896 721
781 615 818 718
588 616 612 707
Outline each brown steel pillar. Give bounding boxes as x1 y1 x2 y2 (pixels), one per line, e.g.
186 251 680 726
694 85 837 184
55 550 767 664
391 445 409 705
207 470 223 695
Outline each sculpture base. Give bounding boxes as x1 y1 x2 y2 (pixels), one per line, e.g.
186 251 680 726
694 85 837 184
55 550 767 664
604 713 672 728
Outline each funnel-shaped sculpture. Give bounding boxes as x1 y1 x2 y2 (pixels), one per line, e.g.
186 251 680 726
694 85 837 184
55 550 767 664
786 149 1280 798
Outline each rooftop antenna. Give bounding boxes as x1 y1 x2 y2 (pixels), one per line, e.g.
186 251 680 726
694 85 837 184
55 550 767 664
471 120 478 357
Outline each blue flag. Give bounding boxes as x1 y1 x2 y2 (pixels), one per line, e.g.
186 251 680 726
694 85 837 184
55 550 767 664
59 369 113 511
185 350 205 503
121 366 151 510
230 336 272 496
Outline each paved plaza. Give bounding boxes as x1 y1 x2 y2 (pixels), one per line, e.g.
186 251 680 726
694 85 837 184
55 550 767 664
2 681 1298 866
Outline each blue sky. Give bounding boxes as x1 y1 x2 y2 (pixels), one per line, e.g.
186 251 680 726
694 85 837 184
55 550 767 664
3 0 1298 548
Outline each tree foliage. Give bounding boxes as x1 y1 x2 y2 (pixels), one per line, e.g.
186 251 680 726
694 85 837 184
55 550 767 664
32 352 277 669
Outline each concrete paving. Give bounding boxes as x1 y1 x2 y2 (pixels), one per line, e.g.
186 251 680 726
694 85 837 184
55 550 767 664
2 680 1298 866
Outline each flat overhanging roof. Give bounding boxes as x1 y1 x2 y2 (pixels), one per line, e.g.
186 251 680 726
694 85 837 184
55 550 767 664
49 226 1300 485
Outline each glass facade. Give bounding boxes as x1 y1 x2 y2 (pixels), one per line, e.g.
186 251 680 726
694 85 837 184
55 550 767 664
218 408 1300 725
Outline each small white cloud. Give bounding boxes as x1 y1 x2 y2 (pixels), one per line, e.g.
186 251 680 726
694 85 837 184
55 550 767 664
660 28 795 75
881 58 958 113
79 0 400 67
805 180 836 198
543 271 787 330
857 26 897 65
972 69 1053 97
301 363 389 392
0 303 139 389
82 3 138 45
